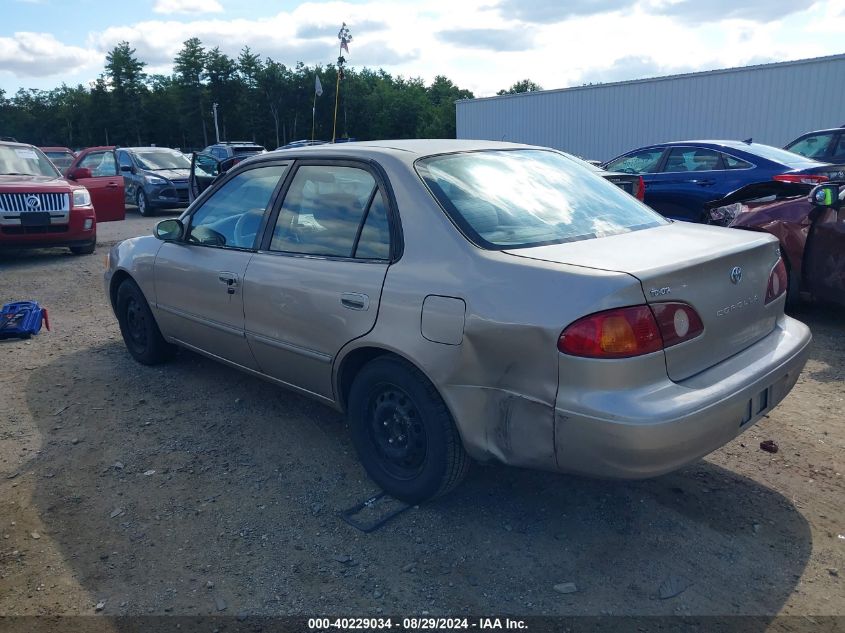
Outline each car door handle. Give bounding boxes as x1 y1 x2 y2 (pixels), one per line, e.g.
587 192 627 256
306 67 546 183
341 292 369 311
218 272 239 294
106 182 119 188
692 179 716 186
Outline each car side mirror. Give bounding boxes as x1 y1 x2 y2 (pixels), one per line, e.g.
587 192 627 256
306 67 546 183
809 183 844 210
219 157 238 174
155 219 184 241
120 165 132 173
67 167 92 180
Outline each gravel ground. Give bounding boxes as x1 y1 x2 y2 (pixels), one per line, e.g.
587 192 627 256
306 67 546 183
0 215 843 627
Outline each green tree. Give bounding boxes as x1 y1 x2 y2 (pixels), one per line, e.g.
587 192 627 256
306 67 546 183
496 79 543 95
104 41 147 144
173 37 208 147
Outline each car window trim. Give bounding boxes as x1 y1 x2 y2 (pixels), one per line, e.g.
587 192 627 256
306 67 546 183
256 156 403 263
182 159 292 252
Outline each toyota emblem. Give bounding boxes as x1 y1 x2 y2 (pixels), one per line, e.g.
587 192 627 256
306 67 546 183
25 195 40 211
730 266 743 284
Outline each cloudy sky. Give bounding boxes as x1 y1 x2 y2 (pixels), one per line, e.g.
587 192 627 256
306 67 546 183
2 0 844 97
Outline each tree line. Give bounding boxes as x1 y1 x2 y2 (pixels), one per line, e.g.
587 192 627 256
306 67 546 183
0 39 487 151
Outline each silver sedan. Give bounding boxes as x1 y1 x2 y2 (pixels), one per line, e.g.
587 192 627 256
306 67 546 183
104 140 812 502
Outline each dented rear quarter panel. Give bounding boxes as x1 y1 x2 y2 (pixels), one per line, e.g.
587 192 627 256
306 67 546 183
334 153 648 469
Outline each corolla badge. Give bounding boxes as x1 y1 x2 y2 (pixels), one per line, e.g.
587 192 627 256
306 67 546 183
25 195 40 211
730 266 742 284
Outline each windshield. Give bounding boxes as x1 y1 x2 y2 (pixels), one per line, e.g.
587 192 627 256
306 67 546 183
744 143 823 167
44 151 75 171
0 145 60 177
133 149 191 171
416 149 667 249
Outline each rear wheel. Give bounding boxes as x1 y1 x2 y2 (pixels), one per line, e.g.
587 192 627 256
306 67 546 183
69 241 96 255
116 279 175 365
347 356 469 502
137 190 153 217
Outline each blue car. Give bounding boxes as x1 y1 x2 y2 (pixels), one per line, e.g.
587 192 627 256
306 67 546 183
603 140 844 222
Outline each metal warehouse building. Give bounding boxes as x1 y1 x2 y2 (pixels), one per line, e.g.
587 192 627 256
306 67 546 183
456 54 845 162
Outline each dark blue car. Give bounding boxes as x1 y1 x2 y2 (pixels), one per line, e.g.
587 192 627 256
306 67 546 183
603 140 844 222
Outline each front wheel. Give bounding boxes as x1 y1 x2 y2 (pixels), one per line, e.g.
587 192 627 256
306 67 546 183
115 279 175 365
137 190 153 217
347 357 470 503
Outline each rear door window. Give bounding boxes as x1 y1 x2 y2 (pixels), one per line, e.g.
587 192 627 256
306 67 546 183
269 165 387 258
662 147 723 172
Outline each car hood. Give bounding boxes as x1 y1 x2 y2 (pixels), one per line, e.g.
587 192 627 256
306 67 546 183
144 169 190 181
0 174 73 190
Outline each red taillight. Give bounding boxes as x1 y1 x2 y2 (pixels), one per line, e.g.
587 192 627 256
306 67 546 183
650 302 704 347
635 176 645 201
558 303 704 358
773 173 828 185
765 258 788 304
558 306 662 358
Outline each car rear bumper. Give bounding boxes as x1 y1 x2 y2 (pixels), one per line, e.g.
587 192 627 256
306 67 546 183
0 207 96 248
553 315 811 478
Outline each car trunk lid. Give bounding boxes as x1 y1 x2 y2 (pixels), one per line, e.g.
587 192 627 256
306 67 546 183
505 222 783 381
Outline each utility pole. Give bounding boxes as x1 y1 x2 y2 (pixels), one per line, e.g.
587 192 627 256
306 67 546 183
212 103 221 143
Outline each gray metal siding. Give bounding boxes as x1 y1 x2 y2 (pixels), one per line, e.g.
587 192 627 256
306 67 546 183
456 55 845 162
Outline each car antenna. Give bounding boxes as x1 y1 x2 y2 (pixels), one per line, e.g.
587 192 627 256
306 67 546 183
742 138 752 144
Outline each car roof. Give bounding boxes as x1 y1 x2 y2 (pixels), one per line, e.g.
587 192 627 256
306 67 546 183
40 146 73 152
263 139 548 165
0 140 37 150
122 146 181 151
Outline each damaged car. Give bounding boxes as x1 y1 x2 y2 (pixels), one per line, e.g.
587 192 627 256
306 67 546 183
706 181 845 307
105 140 812 502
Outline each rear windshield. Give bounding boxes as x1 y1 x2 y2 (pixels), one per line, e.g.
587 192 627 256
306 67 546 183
0 145 60 177
416 149 667 249
744 143 822 167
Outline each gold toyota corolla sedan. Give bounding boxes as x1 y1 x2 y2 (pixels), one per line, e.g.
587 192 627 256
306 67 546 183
105 140 812 502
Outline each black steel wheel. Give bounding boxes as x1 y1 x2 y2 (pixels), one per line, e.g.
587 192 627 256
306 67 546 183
348 356 469 502
116 279 175 365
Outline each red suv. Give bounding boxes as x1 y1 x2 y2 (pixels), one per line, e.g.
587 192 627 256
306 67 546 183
0 141 122 254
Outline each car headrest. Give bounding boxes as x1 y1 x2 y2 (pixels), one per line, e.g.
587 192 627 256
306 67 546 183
313 193 362 225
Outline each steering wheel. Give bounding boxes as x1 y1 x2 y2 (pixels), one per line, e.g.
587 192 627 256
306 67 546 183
233 210 263 248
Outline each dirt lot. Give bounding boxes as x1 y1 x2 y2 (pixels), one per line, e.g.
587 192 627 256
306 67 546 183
1 215 843 627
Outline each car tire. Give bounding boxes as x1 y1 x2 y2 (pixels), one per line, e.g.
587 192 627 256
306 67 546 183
137 190 153 217
116 279 175 365
347 356 470 503
69 241 96 255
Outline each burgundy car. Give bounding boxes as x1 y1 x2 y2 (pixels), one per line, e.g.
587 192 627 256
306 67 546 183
39 146 76 174
0 141 99 254
707 181 845 306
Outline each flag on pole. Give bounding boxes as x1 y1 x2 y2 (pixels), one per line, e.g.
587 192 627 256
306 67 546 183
338 22 352 54
315 74 323 97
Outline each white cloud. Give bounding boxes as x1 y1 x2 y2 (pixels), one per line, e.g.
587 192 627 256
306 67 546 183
2 0 844 96
0 32 100 78
153 0 224 15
